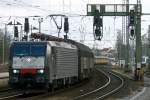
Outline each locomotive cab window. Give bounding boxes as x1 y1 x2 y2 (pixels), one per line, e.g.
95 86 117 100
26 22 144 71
13 45 29 56
31 45 46 56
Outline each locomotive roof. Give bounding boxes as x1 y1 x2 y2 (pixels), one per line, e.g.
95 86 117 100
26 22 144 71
12 41 46 43
11 40 93 57
11 41 77 50
48 41 77 49
11 41 47 45
67 39 93 57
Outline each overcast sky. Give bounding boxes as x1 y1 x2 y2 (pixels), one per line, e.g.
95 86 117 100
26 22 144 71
0 0 150 49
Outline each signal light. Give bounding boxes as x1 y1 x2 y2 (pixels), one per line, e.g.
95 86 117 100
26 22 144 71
129 10 135 26
93 9 102 27
94 16 99 26
93 10 103 41
95 28 101 36
94 16 103 27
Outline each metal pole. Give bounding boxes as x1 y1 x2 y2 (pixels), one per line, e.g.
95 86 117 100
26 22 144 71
31 25 32 34
5 24 7 64
39 20 41 34
38 18 43 34
125 0 130 72
20 26 23 41
148 25 150 71
14 20 15 40
2 27 5 65
135 0 142 80
2 24 6 65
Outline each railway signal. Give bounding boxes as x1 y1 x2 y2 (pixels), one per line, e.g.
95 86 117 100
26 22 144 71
129 10 135 38
7 20 22 41
129 10 135 26
93 9 103 40
87 3 143 81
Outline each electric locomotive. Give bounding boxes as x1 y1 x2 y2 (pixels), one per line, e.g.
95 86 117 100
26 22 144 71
9 40 94 90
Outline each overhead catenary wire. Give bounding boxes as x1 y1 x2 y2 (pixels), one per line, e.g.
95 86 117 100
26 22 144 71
0 0 122 49
0 0 51 16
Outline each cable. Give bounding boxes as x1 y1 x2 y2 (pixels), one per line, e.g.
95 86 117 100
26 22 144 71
113 17 116 37
1 0 51 14
79 16 87 42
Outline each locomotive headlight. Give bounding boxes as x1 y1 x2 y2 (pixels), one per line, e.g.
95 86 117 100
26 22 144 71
38 69 44 74
13 69 19 74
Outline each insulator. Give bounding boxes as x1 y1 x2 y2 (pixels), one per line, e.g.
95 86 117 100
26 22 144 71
64 35 67 40
22 35 27 41
64 17 69 33
14 26 18 38
98 36 101 40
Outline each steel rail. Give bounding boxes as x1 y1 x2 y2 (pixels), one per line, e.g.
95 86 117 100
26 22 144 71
94 71 124 100
0 93 23 100
73 68 111 100
0 77 8 80
0 88 23 100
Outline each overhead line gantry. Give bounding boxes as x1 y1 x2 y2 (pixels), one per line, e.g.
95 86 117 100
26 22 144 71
86 3 143 80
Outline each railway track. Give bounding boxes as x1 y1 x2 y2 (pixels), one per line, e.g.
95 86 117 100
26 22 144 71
73 67 124 100
0 67 124 100
0 79 90 100
0 73 9 79
17 79 90 100
0 88 23 100
0 77 8 80
3 69 104 100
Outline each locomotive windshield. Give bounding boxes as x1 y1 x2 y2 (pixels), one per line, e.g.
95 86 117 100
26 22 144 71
11 43 46 68
13 44 46 56
13 45 29 56
12 57 45 68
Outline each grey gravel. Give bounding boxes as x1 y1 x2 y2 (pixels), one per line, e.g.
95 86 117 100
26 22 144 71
119 76 150 100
